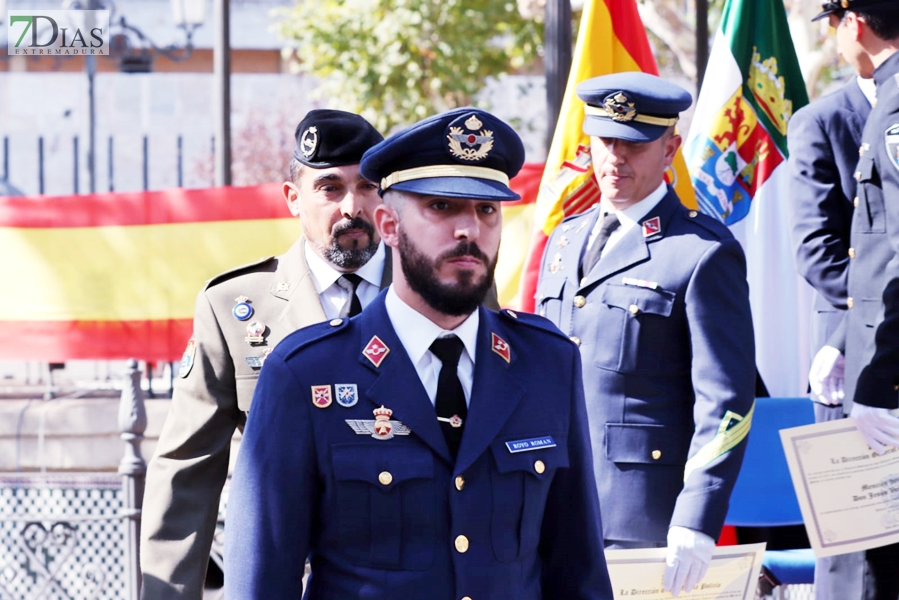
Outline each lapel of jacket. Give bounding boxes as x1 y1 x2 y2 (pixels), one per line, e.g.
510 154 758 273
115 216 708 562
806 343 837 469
454 308 525 476
579 190 680 288
272 238 327 332
357 294 452 464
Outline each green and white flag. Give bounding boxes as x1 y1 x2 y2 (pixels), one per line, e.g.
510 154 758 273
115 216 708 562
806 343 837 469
685 0 810 396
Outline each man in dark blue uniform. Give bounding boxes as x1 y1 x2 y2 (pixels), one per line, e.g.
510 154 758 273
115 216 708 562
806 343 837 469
535 72 755 597
813 1 899 597
787 13 874 597
223 108 614 600
789 75 872 417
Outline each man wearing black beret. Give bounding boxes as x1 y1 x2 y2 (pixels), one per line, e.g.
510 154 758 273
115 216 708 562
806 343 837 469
140 109 388 600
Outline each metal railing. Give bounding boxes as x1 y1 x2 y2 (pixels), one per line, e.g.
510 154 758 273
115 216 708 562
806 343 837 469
0 360 146 600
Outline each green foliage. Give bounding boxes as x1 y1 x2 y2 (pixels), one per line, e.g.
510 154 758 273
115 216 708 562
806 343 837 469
275 0 543 133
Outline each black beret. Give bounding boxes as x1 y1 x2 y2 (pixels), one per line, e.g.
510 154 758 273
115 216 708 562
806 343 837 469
293 109 384 168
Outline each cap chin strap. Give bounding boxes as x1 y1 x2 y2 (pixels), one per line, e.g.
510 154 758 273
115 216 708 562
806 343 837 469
584 104 679 127
381 165 510 191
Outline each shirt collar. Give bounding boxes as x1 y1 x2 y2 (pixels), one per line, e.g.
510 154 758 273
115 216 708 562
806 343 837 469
857 76 876 106
873 51 899 90
304 240 385 294
600 181 668 227
384 286 479 366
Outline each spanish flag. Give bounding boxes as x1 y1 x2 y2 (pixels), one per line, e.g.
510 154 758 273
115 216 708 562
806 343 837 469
515 0 696 312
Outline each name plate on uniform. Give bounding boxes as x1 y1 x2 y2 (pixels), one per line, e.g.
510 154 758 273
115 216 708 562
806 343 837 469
506 436 556 453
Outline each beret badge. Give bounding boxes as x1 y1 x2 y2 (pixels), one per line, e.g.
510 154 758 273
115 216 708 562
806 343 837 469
603 92 637 123
446 114 494 162
301 126 319 158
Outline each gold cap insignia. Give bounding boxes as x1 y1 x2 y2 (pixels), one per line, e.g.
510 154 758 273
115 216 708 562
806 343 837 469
447 114 494 162
603 92 637 122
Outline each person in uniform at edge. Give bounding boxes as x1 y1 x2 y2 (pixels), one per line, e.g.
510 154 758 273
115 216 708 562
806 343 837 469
535 72 756 597
809 1 899 598
223 107 614 600
140 110 388 600
787 15 875 597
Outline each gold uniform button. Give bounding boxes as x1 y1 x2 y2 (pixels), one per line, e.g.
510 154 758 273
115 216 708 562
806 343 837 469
854 197 859 208
652 450 662 460
628 304 640 315
573 295 586 308
534 460 546 474
894 385 899 392
855 171 862 181
848 297 854 309
454 535 469 553
329 318 343 327
462 597 473 600
570 336 581 347
688 210 698 218
455 476 465 491
849 248 856 259
378 471 393 486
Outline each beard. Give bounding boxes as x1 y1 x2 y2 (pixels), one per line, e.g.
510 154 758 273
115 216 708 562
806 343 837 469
398 229 497 317
313 216 379 270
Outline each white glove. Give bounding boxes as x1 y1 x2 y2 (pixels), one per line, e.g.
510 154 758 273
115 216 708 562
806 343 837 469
809 346 845 405
663 526 715 597
850 403 899 455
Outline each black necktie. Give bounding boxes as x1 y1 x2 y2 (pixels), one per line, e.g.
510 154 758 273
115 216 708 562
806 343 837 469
337 274 363 317
429 335 467 459
581 212 620 277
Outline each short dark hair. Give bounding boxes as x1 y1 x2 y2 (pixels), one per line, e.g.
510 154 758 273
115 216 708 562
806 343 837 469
850 7 899 40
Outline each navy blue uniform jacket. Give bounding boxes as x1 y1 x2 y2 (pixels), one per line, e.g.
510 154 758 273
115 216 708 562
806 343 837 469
838 51 899 410
223 293 613 599
535 189 756 543
788 78 870 356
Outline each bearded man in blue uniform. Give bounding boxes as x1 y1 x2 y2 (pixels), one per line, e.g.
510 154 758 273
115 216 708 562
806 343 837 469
224 107 614 600
535 72 755 597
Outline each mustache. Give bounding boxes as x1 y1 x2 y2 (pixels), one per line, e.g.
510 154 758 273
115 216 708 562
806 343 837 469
332 217 374 238
438 241 490 266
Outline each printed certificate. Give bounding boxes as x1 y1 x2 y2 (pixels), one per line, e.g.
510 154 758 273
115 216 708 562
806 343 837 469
780 419 899 557
604 543 765 599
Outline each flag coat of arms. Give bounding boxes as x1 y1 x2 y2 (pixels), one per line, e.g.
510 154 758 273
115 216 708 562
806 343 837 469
685 0 811 395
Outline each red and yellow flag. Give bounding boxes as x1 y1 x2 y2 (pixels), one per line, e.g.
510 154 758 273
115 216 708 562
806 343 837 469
515 0 696 312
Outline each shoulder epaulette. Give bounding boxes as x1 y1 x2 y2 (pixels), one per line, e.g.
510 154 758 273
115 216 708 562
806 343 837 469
279 317 351 360
203 256 276 290
677 207 730 240
498 308 569 341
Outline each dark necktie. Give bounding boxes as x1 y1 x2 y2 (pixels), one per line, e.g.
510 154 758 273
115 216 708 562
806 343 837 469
336 273 363 317
429 335 467 459
581 212 620 277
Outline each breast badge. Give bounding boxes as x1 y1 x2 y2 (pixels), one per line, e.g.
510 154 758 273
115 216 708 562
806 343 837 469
311 385 333 409
245 321 266 345
346 405 412 440
178 337 197 378
886 123 899 173
335 383 359 407
232 295 254 321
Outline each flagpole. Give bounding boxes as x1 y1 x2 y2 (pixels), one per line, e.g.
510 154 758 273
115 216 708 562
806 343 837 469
696 0 709 95
544 0 572 154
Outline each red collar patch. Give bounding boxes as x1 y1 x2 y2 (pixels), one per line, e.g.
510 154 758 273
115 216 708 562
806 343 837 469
642 216 661 237
491 333 511 363
363 335 390 368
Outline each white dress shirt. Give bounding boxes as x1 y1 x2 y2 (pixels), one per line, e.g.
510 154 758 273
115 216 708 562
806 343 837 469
384 286 478 407
305 241 385 319
586 181 668 258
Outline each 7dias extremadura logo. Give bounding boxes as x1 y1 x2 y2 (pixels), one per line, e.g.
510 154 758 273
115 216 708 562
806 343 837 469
7 10 109 56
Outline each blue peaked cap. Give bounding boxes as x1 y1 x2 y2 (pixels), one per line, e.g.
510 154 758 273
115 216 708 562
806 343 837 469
577 72 692 143
360 107 525 201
